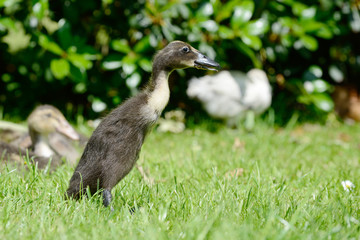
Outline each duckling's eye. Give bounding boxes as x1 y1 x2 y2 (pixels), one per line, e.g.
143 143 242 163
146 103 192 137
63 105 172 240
181 46 190 53
46 113 52 118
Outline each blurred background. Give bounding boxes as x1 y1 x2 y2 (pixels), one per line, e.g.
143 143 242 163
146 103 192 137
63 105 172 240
0 0 359 126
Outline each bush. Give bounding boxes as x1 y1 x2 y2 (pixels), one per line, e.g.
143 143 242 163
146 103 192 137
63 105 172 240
0 0 359 124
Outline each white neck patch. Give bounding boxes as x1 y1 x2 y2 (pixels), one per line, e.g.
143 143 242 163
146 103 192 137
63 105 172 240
34 140 54 158
147 71 170 113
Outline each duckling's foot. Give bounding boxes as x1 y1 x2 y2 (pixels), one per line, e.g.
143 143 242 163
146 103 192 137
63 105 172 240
103 189 112 208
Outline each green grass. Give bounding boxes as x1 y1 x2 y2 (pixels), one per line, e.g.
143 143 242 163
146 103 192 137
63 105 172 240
1 120 360 239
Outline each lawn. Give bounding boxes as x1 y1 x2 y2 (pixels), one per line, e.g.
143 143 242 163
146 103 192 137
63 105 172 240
1 120 360 239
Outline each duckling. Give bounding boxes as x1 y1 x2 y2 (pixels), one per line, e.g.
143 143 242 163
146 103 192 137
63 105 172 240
0 141 61 171
0 120 28 144
333 85 360 123
187 69 272 129
0 105 80 168
157 109 186 133
27 105 80 162
65 41 219 207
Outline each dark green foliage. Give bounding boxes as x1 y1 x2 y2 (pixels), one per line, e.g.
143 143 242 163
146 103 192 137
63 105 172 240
0 0 359 123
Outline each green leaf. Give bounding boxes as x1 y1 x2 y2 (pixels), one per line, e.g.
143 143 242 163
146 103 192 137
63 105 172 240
265 47 276 62
138 58 152 72
102 60 121 70
245 18 269 36
67 53 93 70
280 34 294 47
200 20 218 32
134 36 151 53
301 20 324 32
301 7 316 19
178 4 190 19
38 34 64 56
126 72 141 89
215 0 240 22
350 6 360 32
308 65 323 78
57 20 73 50
111 39 131 54
303 65 322 81
314 27 333 39
70 64 87 82
300 35 318 51
74 82 87 94
301 20 333 38
311 94 334 112
0 18 16 31
101 54 123 70
297 94 311 105
268 1 286 12
313 79 330 93
50 59 70 79
161 25 174 41
2 22 30 53
32 0 49 20
240 33 262 50
41 17 60 34
279 17 296 28
196 2 213 20
292 2 307 17
121 54 138 75
230 1 254 28
218 26 235 39
122 63 136 75
6 82 19 91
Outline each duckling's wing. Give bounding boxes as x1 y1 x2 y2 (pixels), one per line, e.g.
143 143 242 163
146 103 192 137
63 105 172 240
10 134 32 148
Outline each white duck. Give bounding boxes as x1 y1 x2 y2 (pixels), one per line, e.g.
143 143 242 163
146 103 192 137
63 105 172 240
187 69 272 129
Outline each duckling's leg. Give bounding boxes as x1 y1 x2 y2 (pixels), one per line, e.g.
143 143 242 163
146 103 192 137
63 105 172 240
244 110 255 132
103 188 112 208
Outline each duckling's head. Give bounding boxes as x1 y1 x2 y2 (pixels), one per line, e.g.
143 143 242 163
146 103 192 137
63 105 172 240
27 105 79 141
153 41 220 72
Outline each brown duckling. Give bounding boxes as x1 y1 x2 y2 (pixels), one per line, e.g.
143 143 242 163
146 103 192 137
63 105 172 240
0 141 61 171
333 85 360 123
66 41 220 207
27 105 80 161
0 105 80 169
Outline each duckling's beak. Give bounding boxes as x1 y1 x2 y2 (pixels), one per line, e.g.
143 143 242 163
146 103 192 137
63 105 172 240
194 52 220 71
56 120 80 141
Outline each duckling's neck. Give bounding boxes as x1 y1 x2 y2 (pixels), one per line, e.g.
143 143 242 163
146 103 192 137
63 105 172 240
147 68 171 114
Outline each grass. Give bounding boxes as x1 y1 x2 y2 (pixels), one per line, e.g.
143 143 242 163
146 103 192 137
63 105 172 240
1 119 360 239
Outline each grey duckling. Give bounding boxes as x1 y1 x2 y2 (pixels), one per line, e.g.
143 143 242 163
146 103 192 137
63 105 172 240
0 105 80 169
65 41 220 207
